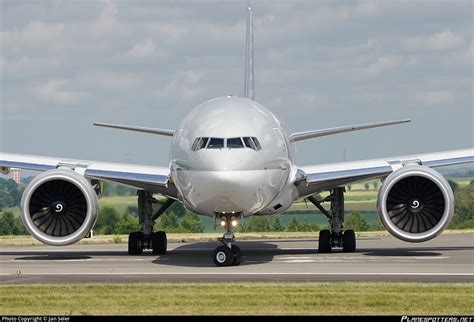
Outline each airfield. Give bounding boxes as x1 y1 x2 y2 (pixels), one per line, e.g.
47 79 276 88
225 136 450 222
0 233 472 284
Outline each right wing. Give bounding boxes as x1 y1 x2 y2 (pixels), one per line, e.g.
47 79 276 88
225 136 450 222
295 148 474 197
0 152 177 198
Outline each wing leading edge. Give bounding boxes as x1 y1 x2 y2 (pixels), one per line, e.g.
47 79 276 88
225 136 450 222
296 148 474 197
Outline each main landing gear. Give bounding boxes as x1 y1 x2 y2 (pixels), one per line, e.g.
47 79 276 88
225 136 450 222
307 187 356 253
212 215 242 266
128 190 175 255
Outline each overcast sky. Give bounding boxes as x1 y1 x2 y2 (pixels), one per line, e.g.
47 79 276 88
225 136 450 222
1 0 472 168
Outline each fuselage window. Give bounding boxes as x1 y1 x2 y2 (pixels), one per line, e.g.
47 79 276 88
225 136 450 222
227 137 244 149
207 137 224 149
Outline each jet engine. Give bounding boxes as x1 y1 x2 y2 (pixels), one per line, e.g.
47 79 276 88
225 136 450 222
377 165 454 242
20 168 99 246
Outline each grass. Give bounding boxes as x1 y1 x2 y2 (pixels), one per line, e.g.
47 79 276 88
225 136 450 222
1 230 472 247
0 283 472 315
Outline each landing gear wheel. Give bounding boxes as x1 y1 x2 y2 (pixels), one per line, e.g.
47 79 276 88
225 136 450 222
342 229 356 253
231 245 242 266
318 229 332 253
213 246 234 267
128 232 143 255
152 231 167 255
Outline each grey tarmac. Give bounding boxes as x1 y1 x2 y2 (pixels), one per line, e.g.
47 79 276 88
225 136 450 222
0 233 473 284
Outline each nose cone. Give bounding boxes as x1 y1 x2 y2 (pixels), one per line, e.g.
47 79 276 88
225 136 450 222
174 168 285 215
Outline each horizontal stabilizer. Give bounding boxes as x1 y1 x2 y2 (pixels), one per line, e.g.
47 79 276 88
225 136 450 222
93 123 175 137
289 119 411 142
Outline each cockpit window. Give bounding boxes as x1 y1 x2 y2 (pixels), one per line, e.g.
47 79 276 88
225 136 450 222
251 137 262 151
227 137 244 149
192 136 261 151
242 137 261 151
191 137 209 151
207 138 224 149
242 137 254 150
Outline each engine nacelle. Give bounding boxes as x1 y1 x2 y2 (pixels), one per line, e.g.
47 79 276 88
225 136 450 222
20 168 98 246
377 165 454 242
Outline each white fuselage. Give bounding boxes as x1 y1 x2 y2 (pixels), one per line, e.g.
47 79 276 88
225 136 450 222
170 96 300 218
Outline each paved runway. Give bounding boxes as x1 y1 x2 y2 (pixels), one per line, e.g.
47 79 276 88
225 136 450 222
0 234 473 284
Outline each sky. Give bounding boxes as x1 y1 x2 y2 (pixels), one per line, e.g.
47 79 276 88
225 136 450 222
1 0 473 168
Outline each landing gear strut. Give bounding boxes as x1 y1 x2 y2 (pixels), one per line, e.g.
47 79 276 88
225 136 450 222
128 190 175 255
307 187 356 253
212 215 242 266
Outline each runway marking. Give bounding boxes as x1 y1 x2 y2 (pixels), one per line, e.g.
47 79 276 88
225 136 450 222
1 272 473 276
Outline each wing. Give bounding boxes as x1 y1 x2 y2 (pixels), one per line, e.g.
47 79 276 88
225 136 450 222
295 148 474 197
0 152 177 198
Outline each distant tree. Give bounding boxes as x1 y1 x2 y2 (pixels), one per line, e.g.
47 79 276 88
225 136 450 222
180 213 204 233
0 190 14 211
116 185 135 196
115 213 140 234
242 216 271 232
452 181 473 227
95 207 121 234
0 211 26 235
364 183 370 191
347 185 352 191
156 212 179 230
373 181 379 190
169 203 186 218
125 205 138 216
345 211 369 231
448 180 459 195
287 217 300 232
297 218 319 232
271 217 285 232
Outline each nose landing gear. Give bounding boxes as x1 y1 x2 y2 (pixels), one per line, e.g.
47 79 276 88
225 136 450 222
212 215 242 266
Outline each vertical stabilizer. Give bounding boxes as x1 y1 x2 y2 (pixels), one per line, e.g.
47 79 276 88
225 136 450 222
244 0 255 101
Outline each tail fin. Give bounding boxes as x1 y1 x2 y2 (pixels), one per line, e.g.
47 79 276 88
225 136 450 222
244 0 255 101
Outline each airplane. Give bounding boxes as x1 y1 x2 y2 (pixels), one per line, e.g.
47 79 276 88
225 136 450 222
1 1 473 267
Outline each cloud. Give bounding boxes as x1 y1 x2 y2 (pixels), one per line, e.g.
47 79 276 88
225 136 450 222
1 56 62 74
79 72 143 90
89 0 129 38
155 70 205 101
404 29 465 51
126 39 156 59
1 21 64 49
366 56 402 76
32 80 87 104
415 90 459 105
355 0 379 16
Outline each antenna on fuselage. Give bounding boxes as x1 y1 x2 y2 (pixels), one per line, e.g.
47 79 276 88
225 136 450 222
244 0 255 101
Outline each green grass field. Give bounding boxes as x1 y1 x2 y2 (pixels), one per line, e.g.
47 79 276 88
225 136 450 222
0 283 472 315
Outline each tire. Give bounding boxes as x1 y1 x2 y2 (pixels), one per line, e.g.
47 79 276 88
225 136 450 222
213 246 234 267
231 245 243 266
152 231 167 255
342 229 356 253
318 229 332 253
128 232 143 255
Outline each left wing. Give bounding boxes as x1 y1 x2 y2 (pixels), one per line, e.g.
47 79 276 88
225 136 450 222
295 148 474 197
0 152 177 198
